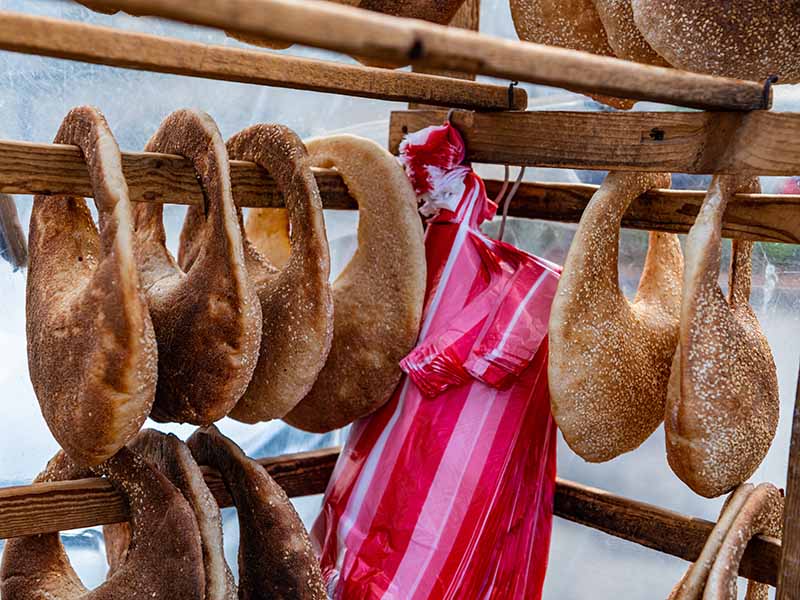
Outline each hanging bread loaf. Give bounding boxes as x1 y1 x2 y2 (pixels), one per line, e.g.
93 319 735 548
132 109 262 426
704 483 783 600
548 171 683 462
283 135 426 433
0 194 27 269
666 176 779 499
207 124 333 423
104 429 237 600
668 484 755 600
592 0 669 66
510 0 634 108
668 483 783 599
631 0 800 82
26 106 157 467
187 425 327 600
0 448 205 599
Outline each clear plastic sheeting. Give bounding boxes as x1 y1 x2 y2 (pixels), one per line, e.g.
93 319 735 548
0 0 798 597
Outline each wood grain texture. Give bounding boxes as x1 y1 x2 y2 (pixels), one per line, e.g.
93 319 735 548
0 10 526 111
555 479 781 587
390 110 800 175
0 448 339 539
409 0 481 109
777 366 800 599
0 448 780 588
483 180 800 244
79 0 768 111
1 139 797 243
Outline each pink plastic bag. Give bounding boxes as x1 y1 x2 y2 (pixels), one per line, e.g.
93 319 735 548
312 122 559 600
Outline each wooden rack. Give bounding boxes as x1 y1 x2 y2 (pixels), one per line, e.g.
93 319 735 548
3 138 797 243
0 2 799 598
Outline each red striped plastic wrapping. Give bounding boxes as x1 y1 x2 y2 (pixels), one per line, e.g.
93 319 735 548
312 122 559 600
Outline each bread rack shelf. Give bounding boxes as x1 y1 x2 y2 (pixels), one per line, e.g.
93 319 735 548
0 448 781 587
0 11 525 111
1 1 799 597
80 0 768 111
3 136 797 243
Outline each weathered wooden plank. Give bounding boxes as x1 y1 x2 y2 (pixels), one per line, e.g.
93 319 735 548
80 0 767 111
777 366 800 599
0 448 339 539
0 11 526 111
484 180 800 244
555 478 780 587
389 110 800 176
2 139 797 243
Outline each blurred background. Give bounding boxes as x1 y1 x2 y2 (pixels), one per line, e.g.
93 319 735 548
0 0 798 597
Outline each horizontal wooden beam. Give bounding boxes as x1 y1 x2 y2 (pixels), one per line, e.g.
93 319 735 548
81 0 767 111
0 11 525 111
3 138 797 243
484 180 800 244
0 448 339 540
390 110 800 175
555 479 780 587
0 447 780 586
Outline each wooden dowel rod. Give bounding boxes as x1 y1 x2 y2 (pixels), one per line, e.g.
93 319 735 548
0 11 526 111
0 448 339 540
0 448 779 586
3 138 797 243
389 109 800 175
81 0 767 111
482 180 800 244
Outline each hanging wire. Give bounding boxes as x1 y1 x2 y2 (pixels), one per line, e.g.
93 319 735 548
498 166 526 242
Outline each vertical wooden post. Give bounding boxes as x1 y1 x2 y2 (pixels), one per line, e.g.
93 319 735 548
408 0 482 109
778 362 800 598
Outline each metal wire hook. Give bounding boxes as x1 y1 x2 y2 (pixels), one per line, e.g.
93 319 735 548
498 166 526 242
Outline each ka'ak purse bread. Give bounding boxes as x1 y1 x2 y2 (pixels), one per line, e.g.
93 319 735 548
26 106 157 467
284 135 426 433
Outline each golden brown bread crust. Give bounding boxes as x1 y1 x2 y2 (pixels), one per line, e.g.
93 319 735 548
548 171 683 462
510 0 634 108
26 106 157 467
631 0 800 82
0 447 205 599
705 483 783 599
104 429 237 600
592 0 669 66
668 484 755 599
133 109 262 426
284 135 426 433
213 124 333 423
187 425 326 600
666 176 779 498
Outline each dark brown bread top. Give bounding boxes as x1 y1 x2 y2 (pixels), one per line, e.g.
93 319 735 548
632 0 800 83
283 134 426 433
104 429 237 600
187 425 327 600
0 447 205 599
358 0 466 24
202 124 333 423
133 109 262 426
26 106 157 467
666 176 779 498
